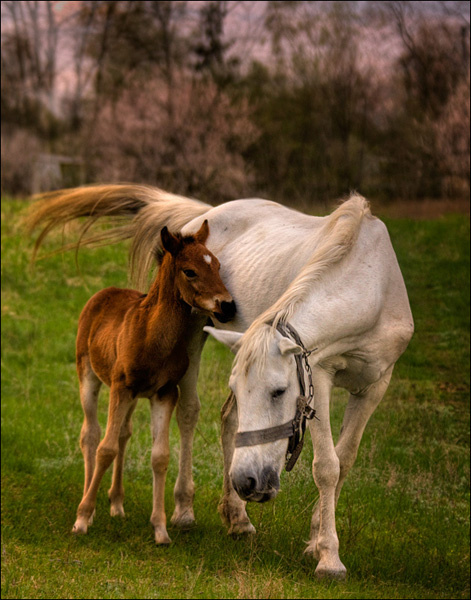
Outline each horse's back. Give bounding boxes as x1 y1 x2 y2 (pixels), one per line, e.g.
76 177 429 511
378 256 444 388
181 199 413 361
182 200 324 329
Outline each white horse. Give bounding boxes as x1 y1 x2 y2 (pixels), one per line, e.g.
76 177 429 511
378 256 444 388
27 185 414 578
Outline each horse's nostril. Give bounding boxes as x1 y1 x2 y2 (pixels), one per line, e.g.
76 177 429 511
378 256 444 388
246 476 256 492
260 466 280 492
232 472 257 499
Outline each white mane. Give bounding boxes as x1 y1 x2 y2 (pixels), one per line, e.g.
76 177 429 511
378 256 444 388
233 193 372 376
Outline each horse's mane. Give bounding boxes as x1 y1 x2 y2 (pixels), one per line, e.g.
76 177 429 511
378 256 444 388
233 193 372 376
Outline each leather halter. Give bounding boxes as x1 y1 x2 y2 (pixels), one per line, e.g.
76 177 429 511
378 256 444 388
234 322 318 472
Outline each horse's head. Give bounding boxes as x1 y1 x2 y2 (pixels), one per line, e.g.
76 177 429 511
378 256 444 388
205 324 304 502
160 220 236 323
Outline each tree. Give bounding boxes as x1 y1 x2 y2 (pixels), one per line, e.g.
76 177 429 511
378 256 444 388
1 0 61 137
192 0 239 86
241 1 378 204
377 0 470 197
87 76 258 200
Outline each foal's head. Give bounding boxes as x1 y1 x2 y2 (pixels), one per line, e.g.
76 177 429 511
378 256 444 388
160 220 236 323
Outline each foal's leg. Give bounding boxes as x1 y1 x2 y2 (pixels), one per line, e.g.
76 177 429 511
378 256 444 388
171 320 206 529
218 392 256 535
73 385 136 534
304 368 346 580
308 367 394 564
78 359 102 524
150 388 178 545
108 402 135 517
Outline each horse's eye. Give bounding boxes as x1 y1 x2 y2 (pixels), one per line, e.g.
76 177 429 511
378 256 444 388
183 269 197 279
271 388 286 400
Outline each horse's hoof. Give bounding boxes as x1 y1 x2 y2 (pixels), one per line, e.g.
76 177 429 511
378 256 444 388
314 561 347 581
171 510 196 530
304 543 320 561
228 521 256 536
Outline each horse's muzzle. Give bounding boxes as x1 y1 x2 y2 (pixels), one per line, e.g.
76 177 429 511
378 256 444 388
231 466 280 503
214 300 236 323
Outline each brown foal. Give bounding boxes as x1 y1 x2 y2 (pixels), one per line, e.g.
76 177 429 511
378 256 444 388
73 220 235 544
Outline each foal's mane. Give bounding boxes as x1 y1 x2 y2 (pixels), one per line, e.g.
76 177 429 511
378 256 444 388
233 193 372 375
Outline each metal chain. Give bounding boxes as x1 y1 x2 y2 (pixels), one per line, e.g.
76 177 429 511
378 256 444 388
301 349 319 421
302 350 314 402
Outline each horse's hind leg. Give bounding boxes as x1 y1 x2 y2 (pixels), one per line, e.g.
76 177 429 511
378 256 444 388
218 392 256 535
108 402 135 517
78 359 102 524
73 385 136 534
150 388 178 545
306 367 394 573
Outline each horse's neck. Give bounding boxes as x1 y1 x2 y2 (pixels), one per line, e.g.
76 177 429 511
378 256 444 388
279 259 377 359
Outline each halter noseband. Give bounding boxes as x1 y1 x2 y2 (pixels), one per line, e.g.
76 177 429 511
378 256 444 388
234 322 318 472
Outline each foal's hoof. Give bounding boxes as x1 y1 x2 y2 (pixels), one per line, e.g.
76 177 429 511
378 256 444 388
110 505 125 518
72 517 89 535
154 528 172 546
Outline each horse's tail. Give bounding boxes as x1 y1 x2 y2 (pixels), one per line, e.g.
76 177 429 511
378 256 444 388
26 184 212 289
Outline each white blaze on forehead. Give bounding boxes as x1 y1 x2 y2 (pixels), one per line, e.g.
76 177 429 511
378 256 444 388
203 254 212 264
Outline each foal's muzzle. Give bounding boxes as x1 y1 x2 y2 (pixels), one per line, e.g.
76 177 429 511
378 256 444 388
214 300 236 323
231 466 280 503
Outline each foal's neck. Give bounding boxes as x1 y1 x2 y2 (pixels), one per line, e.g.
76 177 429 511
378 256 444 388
140 256 191 335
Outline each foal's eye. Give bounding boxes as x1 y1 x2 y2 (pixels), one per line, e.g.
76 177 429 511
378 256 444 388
271 388 286 400
183 269 197 279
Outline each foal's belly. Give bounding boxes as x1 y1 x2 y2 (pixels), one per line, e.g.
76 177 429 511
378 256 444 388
120 353 190 400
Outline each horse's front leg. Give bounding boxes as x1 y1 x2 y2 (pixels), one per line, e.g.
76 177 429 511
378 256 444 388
309 368 394 570
305 368 346 580
171 318 206 529
218 392 256 535
150 388 178 545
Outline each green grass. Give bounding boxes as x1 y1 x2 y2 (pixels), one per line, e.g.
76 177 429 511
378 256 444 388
2 198 469 599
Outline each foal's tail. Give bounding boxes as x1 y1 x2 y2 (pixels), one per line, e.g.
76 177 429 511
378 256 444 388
26 184 212 289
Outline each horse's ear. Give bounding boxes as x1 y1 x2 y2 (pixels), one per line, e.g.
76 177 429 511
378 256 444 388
278 337 303 356
161 226 181 256
204 326 243 353
194 219 210 244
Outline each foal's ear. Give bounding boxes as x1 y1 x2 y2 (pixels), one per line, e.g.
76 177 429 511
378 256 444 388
194 219 210 244
161 226 182 256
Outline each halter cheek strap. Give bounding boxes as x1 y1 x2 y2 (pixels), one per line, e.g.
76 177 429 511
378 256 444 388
234 322 318 472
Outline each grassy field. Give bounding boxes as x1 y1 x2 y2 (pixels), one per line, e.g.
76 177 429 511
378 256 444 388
1 198 469 599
